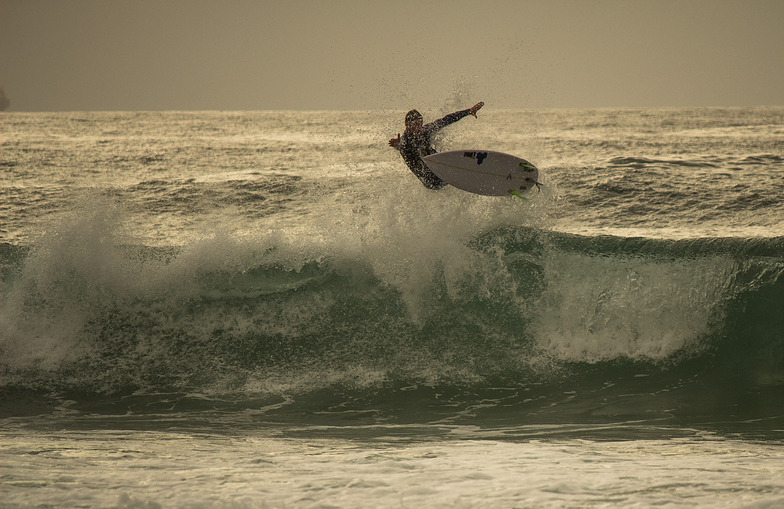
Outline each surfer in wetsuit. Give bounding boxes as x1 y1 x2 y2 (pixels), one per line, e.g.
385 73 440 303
389 101 484 189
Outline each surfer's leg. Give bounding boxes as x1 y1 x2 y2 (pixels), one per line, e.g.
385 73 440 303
407 159 446 190
421 174 447 190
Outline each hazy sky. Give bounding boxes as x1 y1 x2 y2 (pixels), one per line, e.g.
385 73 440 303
2 0 783 111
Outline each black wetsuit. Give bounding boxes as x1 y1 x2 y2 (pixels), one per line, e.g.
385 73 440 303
395 108 473 189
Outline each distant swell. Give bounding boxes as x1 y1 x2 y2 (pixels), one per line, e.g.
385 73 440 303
604 153 783 169
606 156 716 168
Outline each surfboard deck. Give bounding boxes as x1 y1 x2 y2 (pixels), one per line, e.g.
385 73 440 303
423 150 540 197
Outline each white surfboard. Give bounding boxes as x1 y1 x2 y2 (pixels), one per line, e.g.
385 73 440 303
423 150 540 197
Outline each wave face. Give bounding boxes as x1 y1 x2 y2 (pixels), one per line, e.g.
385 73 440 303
2 211 782 427
2 108 783 430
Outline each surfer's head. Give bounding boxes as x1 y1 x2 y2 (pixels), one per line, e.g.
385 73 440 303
405 109 423 131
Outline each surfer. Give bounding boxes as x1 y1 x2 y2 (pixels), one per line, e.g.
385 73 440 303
389 101 484 189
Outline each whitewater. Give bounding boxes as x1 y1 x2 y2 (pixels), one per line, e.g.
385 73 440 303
1 107 783 507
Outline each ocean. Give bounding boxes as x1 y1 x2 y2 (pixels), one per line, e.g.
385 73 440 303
1 107 783 507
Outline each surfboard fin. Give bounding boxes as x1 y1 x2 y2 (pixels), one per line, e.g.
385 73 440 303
508 189 527 200
525 178 544 192
520 162 537 172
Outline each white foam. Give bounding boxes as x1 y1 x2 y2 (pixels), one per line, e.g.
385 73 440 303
530 251 736 362
4 430 783 508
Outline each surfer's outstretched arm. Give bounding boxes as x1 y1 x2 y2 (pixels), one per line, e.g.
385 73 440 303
469 101 484 117
425 102 484 133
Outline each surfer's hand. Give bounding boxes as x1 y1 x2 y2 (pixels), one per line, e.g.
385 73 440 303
388 133 401 148
469 101 484 117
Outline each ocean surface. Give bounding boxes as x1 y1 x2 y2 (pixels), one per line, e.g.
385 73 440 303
1 107 783 507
